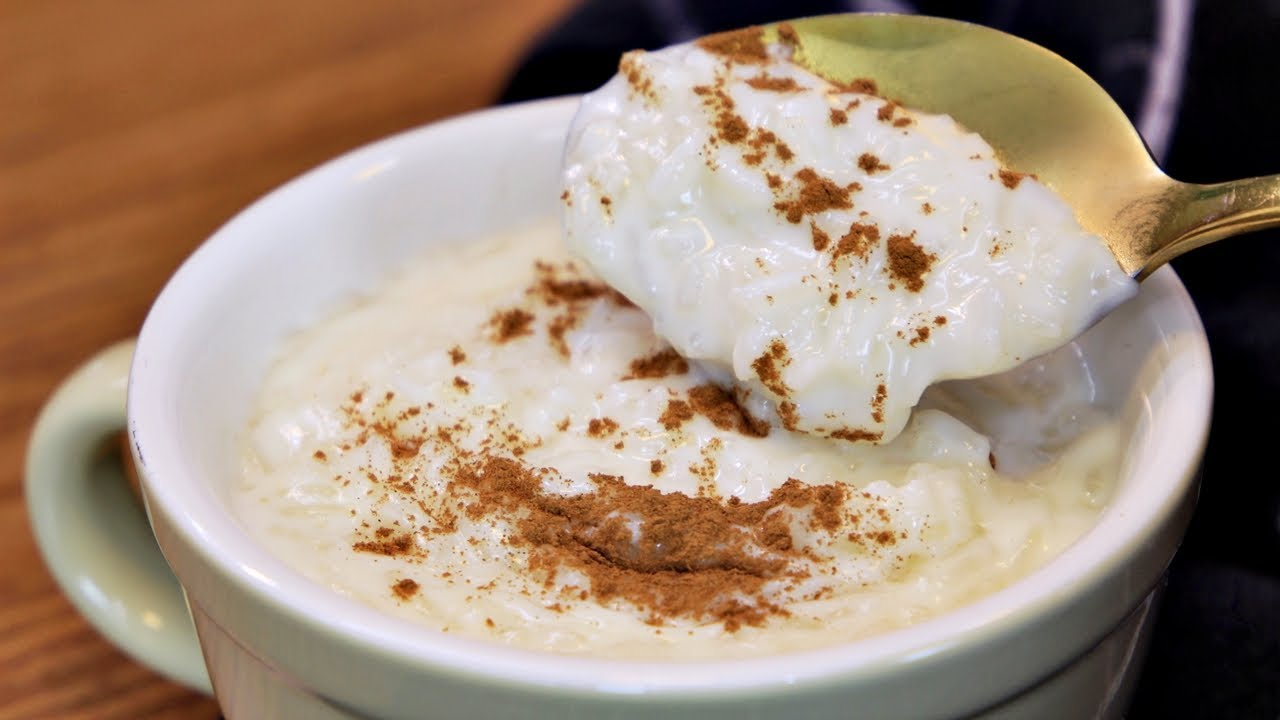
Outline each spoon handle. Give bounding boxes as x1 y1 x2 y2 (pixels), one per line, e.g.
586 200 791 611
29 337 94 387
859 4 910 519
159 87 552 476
1139 173 1280 279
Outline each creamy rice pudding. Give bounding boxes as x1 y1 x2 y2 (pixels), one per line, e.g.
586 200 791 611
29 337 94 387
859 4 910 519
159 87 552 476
233 25 1136 661
561 27 1136 444
233 220 1121 660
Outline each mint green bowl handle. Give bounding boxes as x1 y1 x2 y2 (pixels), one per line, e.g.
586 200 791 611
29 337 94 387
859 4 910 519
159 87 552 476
24 339 212 695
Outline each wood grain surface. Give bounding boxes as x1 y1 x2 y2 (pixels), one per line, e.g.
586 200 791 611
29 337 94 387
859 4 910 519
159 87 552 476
0 1 576 716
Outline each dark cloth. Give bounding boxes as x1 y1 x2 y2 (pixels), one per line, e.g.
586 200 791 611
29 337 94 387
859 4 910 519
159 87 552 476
499 1 1280 717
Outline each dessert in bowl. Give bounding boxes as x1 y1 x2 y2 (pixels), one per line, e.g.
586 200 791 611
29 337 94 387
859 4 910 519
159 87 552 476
27 28 1211 720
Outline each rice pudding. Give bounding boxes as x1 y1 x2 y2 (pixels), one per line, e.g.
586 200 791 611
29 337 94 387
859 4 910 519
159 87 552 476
233 220 1122 660
561 27 1136 444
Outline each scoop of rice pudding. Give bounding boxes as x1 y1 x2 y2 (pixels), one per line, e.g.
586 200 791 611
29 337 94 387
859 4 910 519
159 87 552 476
234 220 1122 659
560 27 1136 445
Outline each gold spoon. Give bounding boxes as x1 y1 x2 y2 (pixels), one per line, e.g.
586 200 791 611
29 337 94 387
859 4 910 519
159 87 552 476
770 13 1280 280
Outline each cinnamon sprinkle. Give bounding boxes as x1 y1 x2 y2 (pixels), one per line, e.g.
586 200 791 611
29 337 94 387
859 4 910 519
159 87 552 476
810 222 832 251
829 427 883 443
525 261 631 359
659 398 694 430
876 100 901 123
392 578 420 600
688 384 770 437
695 26 770 63
832 77 879 95
998 168 1028 189
623 347 690 380
488 308 534 342
773 168 856 224
751 339 792 398
776 22 801 48
857 153 890 174
587 417 620 438
445 454 864 631
870 382 887 424
885 232 936 293
831 222 881 265
354 531 414 556
619 52 659 104
746 74 802 92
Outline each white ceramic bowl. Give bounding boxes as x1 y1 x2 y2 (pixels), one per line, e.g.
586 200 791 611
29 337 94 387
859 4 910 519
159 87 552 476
26 96 1212 719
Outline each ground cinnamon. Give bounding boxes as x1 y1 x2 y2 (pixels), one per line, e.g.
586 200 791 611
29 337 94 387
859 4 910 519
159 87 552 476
620 52 659 105
746 74 801 92
688 383 769 437
773 167 856 224
831 222 880 265
488 308 534 342
695 26 771 63
998 168 1027 189
623 347 689 380
857 153 890 174
811 222 832 251
391 578 420 600
885 232 936 292
750 339 792 399
444 454 860 631
659 398 695 430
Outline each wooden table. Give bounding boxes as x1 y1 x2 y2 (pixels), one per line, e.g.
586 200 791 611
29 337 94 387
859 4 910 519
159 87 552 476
0 1 575 716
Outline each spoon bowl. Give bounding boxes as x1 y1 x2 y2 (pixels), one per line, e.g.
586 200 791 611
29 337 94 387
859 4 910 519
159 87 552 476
773 14 1280 279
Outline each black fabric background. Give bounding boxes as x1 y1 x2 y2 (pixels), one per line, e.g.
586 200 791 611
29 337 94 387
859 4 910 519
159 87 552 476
498 2 1280 717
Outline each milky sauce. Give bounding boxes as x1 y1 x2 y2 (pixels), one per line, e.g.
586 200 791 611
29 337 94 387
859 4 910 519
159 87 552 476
561 33 1136 444
233 221 1122 659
